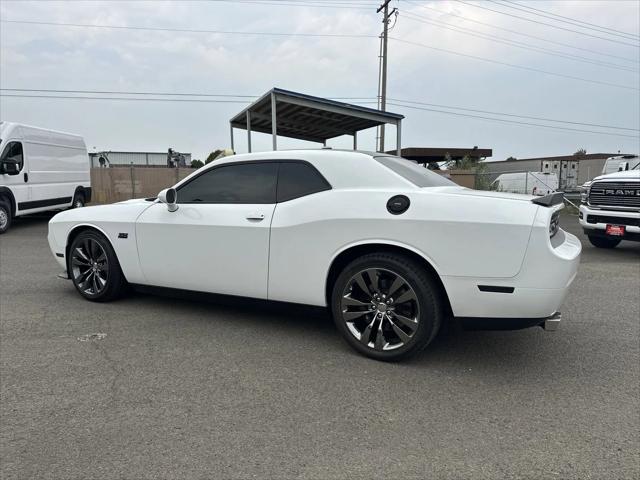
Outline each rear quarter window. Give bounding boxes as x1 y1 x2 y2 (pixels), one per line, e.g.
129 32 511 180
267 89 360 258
374 155 456 187
277 162 331 202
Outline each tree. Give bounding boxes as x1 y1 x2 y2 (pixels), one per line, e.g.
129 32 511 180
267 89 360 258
505 156 517 161
205 149 224 164
190 159 204 169
574 148 587 156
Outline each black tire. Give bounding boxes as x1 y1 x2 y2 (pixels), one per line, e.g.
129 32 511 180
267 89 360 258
0 200 11 234
588 235 621 249
331 253 443 361
68 230 126 302
72 191 85 209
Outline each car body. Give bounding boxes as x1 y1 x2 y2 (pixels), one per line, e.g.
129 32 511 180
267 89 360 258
0 122 91 234
48 150 581 360
579 161 640 248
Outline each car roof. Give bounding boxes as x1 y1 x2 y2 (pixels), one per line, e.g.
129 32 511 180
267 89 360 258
180 149 415 191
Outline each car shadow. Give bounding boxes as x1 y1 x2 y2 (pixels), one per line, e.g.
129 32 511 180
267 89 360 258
5 211 58 232
124 286 562 370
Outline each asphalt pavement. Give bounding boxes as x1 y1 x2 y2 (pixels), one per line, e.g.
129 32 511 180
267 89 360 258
1 211 638 479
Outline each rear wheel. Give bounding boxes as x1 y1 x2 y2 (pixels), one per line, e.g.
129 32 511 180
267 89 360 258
72 191 85 209
331 253 443 361
69 230 126 301
0 200 11 234
588 235 621 249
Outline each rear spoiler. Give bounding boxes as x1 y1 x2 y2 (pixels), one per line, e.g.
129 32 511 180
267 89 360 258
531 192 564 207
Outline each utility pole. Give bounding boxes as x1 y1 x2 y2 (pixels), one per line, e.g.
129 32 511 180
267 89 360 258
377 0 396 153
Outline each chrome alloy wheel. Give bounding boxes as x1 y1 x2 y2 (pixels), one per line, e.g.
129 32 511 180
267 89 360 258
71 238 109 295
0 209 8 230
340 268 420 351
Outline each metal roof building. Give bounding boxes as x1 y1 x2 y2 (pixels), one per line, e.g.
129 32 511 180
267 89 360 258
89 151 191 168
229 87 404 154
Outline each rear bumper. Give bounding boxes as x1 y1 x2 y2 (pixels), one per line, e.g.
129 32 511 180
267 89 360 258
458 311 561 331
442 224 581 319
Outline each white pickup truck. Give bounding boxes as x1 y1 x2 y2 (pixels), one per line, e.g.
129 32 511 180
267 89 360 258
579 157 639 248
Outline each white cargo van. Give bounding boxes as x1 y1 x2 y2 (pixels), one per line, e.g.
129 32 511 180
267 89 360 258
491 171 558 196
0 122 91 234
601 155 639 175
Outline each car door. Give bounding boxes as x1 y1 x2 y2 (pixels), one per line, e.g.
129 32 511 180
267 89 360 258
0 139 30 213
135 161 278 299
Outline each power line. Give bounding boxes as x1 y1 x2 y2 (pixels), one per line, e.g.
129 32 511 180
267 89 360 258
208 0 375 10
3 18 637 91
401 10 639 74
496 0 640 41
0 19 379 39
0 88 257 98
0 88 374 101
390 37 639 91
404 0 639 64
4 92 637 138
0 92 377 105
386 101 640 139
4 89 637 133
0 94 253 104
454 0 640 48
388 98 639 132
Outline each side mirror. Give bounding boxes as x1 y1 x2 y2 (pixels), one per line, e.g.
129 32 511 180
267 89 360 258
0 161 20 175
158 188 179 212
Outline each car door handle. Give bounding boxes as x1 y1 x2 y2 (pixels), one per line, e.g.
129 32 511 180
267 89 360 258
246 213 265 221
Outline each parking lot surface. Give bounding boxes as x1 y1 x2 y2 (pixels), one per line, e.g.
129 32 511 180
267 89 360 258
1 212 639 479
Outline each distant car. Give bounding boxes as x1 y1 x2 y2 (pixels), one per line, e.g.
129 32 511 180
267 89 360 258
579 159 640 248
0 122 91 234
491 171 558 196
48 150 580 360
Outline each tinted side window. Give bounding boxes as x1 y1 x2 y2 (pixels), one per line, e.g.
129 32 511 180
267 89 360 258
375 155 455 188
178 162 277 204
277 162 331 202
0 141 24 170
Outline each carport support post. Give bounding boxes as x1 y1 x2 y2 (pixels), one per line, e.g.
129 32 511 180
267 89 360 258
271 92 277 151
246 111 252 153
396 120 402 156
229 123 235 152
353 132 357 150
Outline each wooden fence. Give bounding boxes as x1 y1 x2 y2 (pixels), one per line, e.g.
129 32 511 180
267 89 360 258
90 167 192 204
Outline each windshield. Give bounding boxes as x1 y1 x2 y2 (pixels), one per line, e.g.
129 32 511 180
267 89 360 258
374 155 456 188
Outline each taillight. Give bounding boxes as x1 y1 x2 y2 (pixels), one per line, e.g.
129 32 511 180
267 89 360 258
549 211 560 238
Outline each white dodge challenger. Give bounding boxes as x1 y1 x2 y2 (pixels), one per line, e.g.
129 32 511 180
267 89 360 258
48 150 581 360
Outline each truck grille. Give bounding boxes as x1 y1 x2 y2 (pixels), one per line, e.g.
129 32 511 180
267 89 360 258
588 181 640 210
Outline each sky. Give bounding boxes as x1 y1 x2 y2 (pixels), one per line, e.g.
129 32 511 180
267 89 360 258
0 0 638 162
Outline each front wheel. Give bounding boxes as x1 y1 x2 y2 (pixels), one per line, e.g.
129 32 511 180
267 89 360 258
0 200 11 234
69 230 126 301
331 253 443 361
588 235 621 249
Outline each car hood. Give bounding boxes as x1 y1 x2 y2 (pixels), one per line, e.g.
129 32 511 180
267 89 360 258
116 197 156 205
592 170 640 182
50 198 155 225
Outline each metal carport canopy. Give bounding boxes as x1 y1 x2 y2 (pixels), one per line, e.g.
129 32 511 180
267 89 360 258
229 87 404 154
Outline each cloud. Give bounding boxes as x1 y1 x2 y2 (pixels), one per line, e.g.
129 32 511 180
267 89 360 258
1 0 638 161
